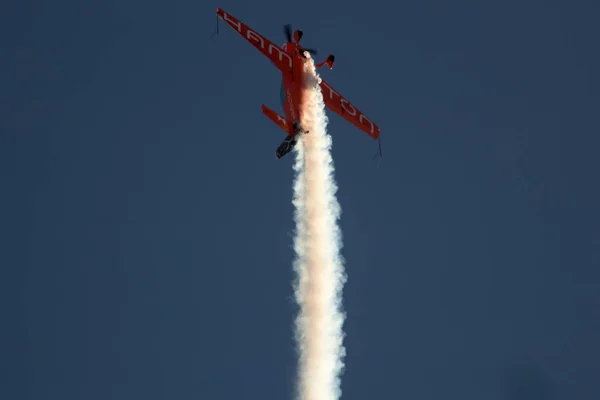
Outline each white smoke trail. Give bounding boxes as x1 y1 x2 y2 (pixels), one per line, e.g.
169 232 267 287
292 55 346 400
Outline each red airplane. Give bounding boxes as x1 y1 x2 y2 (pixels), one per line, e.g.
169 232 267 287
215 8 381 159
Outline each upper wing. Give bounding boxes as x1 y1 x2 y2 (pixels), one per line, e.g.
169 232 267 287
319 78 380 140
217 8 293 73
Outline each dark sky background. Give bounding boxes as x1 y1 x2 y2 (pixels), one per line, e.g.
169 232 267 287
2 0 599 399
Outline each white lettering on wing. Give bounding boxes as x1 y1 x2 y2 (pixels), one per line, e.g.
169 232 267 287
268 44 293 69
321 81 375 135
359 114 375 134
223 13 241 32
246 30 264 49
222 12 292 70
340 99 356 116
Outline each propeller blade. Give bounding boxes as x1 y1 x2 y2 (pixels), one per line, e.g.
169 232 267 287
284 24 292 42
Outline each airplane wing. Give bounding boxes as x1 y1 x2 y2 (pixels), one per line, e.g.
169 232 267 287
217 8 293 73
319 78 380 140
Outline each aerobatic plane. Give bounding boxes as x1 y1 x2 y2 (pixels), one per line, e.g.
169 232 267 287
215 8 380 159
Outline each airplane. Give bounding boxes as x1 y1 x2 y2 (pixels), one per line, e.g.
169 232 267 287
214 8 381 159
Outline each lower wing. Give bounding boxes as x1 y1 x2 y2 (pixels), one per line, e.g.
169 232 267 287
319 79 380 140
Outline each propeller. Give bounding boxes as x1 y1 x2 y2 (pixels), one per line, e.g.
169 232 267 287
284 24 292 42
283 24 318 55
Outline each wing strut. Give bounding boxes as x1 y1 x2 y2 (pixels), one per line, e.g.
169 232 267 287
372 135 383 166
209 12 219 39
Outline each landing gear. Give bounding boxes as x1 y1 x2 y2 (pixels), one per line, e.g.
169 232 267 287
292 121 309 135
275 135 298 159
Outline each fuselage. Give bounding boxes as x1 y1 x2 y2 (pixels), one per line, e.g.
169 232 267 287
277 41 307 135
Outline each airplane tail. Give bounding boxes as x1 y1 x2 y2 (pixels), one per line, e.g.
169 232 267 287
315 54 335 69
261 104 292 135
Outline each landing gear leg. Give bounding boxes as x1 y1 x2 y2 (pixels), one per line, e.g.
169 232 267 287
293 121 309 135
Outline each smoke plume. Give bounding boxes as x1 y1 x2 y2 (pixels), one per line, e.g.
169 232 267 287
292 54 346 400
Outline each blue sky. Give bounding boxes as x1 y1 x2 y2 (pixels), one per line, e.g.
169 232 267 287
2 0 599 399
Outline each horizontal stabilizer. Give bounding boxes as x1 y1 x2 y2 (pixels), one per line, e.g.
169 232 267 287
261 104 292 135
315 54 335 69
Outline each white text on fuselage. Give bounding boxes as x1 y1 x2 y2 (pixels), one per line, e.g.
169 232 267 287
222 12 293 70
